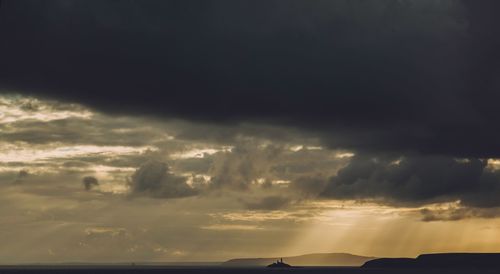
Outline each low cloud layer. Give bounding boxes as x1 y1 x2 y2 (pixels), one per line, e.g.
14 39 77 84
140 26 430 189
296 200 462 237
2 95 500 220
419 205 500 222
3 94 500 262
321 155 500 208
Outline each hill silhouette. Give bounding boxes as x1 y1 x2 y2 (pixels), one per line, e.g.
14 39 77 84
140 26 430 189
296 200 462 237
363 253 500 268
223 253 375 267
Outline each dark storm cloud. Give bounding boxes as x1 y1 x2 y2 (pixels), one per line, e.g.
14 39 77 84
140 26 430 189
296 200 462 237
319 154 500 208
2 0 500 157
129 160 197 198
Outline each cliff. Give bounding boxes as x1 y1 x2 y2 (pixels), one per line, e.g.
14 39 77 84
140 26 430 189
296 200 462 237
363 253 500 268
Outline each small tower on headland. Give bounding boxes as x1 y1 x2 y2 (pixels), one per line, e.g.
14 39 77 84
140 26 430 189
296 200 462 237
267 257 292 268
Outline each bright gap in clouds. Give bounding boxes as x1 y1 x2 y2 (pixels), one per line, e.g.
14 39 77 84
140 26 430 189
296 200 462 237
0 144 156 163
0 95 92 123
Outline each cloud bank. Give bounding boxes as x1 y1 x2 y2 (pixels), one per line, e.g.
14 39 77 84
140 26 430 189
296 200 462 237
321 155 500 208
1 0 499 158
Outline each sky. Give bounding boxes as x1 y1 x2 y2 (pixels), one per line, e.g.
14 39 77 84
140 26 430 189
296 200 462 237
1 0 500 264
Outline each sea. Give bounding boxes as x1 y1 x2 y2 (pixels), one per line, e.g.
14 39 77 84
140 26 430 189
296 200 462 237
0 266 498 274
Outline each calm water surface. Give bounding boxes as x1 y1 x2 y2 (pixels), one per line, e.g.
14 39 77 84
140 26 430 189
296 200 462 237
0 266 498 274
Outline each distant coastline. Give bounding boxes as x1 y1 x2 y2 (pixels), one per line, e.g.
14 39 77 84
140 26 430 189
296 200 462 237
223 253 376 267
363 253 500 269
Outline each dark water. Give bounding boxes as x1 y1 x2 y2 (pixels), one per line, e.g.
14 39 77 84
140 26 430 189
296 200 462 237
0 266 499 274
